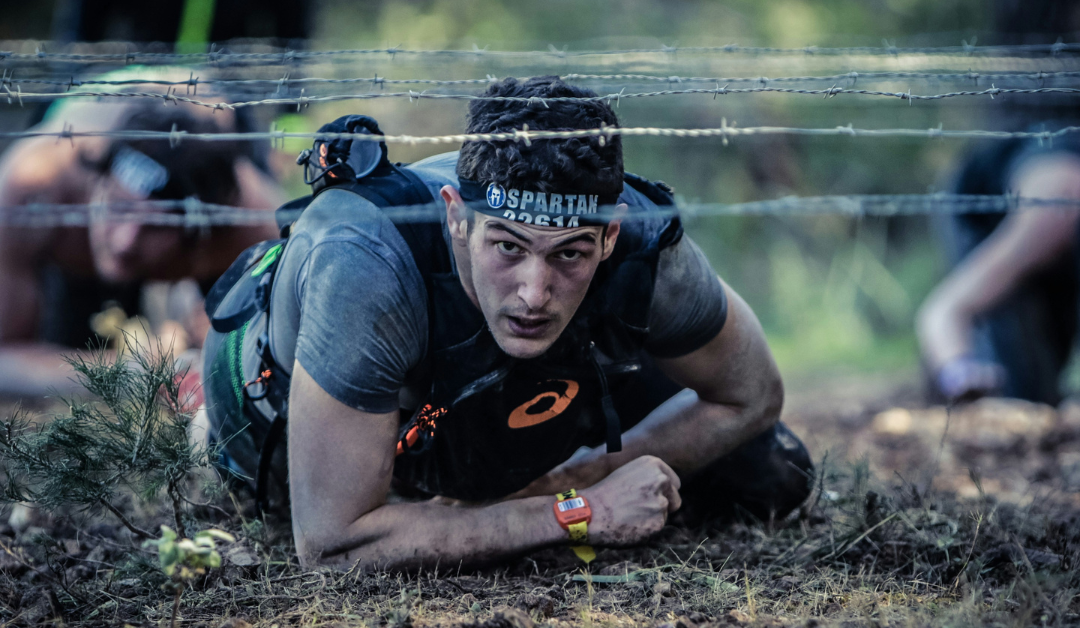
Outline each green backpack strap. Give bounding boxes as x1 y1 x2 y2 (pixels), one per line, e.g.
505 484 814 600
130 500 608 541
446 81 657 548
205 239 286 334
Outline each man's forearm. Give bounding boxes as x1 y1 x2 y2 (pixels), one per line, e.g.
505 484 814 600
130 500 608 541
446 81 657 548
515 389 776 496
303 492 567 571
609 389 775 475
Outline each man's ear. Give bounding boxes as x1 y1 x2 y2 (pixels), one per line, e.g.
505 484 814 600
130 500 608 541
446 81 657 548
441 185 469 244
600 203 627 261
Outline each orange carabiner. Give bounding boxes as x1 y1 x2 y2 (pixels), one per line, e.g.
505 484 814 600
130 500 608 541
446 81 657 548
244 369 272 388
395 404 445 456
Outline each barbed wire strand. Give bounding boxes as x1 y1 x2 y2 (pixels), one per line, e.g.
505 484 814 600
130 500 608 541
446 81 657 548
565 70 1080 86
3 122 1078 145
7 70 1080 92
6 85 1079 110
3 194 1078 227
3 41 1080 65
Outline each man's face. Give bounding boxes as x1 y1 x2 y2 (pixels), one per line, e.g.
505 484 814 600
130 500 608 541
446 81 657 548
88 177 190 282
453 210 620 359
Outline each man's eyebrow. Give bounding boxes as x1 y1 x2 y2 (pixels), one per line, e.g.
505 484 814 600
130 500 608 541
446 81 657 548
553 233 597 247
485 222 532 244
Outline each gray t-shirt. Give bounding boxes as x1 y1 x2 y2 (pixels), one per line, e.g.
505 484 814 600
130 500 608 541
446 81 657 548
268 152 727 414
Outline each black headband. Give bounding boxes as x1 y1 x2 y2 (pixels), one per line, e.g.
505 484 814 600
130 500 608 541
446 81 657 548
458 178 620 228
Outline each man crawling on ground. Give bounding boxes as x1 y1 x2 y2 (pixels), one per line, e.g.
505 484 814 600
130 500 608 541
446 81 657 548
201 76 814 571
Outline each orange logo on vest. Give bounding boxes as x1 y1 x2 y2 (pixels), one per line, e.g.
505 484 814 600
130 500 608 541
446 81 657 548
508 380 580 429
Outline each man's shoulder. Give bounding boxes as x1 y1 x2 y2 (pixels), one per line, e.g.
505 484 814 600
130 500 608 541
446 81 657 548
290 187 390 241
277 188 425 289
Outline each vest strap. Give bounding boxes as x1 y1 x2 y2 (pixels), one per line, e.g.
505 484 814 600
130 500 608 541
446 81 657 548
255 410 287 515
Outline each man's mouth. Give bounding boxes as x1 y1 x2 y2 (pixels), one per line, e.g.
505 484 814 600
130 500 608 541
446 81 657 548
506 316 553 339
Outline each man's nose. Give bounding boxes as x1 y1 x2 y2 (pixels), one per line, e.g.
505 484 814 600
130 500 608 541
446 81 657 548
517 257 553 311
107 222 142 256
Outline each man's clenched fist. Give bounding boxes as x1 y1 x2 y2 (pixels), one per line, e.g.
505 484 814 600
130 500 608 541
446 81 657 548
579 456 681 546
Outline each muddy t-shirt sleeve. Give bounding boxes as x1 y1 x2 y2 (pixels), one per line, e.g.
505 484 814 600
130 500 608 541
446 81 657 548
292 216 427 414
644 235 727 358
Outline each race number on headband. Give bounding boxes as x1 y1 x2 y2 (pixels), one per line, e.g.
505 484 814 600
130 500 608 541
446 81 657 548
457 178 620 228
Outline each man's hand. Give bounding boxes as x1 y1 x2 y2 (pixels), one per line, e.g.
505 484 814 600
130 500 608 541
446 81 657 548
580 455 680 546
932 355 1005 402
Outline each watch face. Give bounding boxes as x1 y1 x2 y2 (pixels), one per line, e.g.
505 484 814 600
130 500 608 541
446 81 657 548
556 497 586 512
554 495 592 528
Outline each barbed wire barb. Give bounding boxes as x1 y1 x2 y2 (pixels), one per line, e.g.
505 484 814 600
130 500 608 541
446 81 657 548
168 123 183 148
58 122 74 147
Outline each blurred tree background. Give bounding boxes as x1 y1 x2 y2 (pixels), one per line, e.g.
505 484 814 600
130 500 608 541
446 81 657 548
2 0 1079 387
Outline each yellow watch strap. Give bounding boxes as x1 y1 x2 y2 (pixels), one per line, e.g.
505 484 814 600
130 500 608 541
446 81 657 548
557 489 594 564
568 517 594 563
568 520 588 543
571 544 596 563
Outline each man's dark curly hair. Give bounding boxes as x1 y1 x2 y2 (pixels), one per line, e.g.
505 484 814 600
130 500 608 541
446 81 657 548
457 76 623 199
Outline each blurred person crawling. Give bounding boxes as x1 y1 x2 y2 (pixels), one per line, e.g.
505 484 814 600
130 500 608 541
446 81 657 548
0 97 284 398
917 132 1080 404
201 76 814 571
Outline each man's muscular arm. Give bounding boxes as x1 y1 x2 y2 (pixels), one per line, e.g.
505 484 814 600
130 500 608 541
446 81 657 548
288 362 681 570
513 280 781 494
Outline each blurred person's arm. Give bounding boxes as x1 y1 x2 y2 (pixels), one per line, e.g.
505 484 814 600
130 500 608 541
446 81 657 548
0 141 91 398
0 225 93 397
917 152 1080 397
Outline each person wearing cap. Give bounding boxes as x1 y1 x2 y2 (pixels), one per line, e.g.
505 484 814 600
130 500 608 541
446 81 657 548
201 76 812 571
0 97 284 398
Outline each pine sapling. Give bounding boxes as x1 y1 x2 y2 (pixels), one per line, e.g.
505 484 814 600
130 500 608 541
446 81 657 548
0 338 215 540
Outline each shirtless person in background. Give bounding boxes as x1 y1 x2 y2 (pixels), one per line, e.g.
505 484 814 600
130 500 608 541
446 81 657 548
0 93 284 398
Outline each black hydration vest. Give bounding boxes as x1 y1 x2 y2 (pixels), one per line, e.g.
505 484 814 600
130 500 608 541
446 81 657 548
205 133 682 509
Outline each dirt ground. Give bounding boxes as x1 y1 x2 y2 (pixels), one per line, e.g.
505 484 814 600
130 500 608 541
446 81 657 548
2 371 1079 627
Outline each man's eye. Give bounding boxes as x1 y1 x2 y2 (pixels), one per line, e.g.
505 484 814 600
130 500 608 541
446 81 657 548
496 241 520 253
556 250 584 261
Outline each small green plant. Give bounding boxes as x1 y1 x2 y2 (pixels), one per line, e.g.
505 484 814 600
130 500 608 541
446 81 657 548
0 339 216 539
144 525 236 628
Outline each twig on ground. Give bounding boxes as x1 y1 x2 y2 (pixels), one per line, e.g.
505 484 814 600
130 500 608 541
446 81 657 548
99 499 155 539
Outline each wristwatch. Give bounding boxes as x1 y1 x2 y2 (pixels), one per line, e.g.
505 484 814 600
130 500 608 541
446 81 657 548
554 489 595 563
